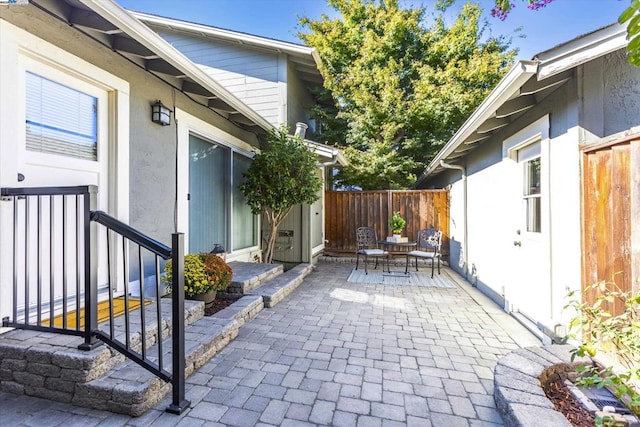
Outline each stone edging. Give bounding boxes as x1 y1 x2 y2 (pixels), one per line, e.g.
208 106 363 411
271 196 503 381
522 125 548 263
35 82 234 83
494 344 592 427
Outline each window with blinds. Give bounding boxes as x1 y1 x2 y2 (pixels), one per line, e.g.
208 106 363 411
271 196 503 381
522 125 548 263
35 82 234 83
25 72 98 161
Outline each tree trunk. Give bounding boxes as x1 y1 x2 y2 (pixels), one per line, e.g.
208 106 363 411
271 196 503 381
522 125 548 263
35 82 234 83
262 207 292 264
263 224 279 264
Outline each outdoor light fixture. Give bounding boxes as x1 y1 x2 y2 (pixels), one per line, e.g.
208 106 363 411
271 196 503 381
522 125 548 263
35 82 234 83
151 100 171 126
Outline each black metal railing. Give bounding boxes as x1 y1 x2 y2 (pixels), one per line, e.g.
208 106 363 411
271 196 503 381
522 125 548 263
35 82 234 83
0 186 189 414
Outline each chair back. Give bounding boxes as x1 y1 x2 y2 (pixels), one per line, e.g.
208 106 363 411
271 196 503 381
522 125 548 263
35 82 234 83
416 228 442 255
356 227 379 249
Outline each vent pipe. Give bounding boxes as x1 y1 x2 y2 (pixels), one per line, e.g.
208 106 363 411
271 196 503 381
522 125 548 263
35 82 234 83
294 122 308 139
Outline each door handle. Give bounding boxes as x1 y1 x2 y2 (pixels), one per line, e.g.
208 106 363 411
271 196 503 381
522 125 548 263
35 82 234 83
513 240 521 247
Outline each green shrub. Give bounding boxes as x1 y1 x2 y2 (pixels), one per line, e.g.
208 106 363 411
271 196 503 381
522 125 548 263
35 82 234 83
566 280 640 417
163 253 232 298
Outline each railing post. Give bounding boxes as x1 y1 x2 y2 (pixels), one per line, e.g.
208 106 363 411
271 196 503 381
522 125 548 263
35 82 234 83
79 185 100 350
166 232 190 414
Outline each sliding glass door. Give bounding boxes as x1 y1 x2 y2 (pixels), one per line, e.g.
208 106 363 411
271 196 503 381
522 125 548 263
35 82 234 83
188 134 257 254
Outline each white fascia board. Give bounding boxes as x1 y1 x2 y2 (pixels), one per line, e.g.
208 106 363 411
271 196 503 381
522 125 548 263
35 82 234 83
420 60 538 179
80 0 274 132
304 139 347 166
536 23 627 79
131 11 316 59
310 49 324 71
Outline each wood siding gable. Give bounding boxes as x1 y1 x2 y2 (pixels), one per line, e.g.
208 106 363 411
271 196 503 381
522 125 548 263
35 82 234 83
159 30 283 125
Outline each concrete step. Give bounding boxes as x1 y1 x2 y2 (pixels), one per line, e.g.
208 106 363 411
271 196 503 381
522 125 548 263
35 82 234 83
0 262 312 416
0 298 203 395
222 261 284 296
75 293 266 415
249 263 314 308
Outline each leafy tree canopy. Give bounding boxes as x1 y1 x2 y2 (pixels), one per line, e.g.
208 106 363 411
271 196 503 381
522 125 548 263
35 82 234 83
239 126 322 263
300 0 515 190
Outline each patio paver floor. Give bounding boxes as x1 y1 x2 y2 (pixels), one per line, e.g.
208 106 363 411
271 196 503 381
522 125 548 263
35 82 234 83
0 262 540 426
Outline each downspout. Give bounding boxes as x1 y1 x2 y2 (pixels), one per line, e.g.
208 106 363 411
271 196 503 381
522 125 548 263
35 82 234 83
440 160 469 281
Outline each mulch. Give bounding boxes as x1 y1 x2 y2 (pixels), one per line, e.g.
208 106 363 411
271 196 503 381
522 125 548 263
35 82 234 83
543 377 596 427
204 297 238 316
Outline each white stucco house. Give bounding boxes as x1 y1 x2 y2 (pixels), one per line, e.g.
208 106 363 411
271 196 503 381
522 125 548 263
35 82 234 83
0 0 341 321
415 23 640 343
132 11 345 265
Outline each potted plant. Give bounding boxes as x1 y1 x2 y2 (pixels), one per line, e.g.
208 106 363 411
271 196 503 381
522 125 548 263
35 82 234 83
389 211 406 237
163 253 232 305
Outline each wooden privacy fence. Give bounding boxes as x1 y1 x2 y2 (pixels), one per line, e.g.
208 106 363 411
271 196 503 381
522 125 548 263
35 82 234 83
324 190 449 255
582 133 640 316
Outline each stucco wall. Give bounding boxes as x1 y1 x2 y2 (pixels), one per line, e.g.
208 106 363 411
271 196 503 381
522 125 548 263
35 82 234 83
428 50 640 337
581 49 640 142
0 5 259 246
421 77 582 335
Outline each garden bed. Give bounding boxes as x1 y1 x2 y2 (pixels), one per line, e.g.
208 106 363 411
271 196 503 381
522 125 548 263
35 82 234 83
204 296 240 316
543 373 596 426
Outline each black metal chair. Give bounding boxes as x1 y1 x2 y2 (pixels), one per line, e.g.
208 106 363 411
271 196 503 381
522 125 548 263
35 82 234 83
355 227 389 274
405 228 442 278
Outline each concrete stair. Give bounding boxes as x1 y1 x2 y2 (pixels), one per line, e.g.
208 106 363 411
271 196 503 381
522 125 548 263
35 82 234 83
0 261 315 416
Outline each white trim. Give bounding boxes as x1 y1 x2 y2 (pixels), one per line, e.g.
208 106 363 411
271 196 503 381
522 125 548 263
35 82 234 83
420 61 538 179
419 24 627 185
131 11 317 60
536 23 626 79
79 0 273 132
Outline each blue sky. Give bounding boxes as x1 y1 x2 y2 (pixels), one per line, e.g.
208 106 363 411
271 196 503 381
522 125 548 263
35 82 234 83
117 0 626 61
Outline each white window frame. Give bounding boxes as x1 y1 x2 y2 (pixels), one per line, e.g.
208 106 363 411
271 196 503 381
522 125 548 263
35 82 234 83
175 108 259 258
0 20 129 222
503 115 549 242
522 155 542 233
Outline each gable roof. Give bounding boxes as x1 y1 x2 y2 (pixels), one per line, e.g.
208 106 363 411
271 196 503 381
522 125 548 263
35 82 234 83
130 11 324 95
36 0 272 134
416 22 627 186
26 1 344 164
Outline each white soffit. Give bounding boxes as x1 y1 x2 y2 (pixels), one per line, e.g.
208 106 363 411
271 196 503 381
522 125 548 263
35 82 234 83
78 0 274 132
421 60 538 178
417 23 628 185
130 11 323 71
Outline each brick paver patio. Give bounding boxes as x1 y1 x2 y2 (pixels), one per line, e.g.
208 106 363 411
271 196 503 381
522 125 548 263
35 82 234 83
0 262 539 426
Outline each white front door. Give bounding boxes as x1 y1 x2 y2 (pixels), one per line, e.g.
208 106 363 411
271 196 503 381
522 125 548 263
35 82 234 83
0 22 130 320
503 116 551 326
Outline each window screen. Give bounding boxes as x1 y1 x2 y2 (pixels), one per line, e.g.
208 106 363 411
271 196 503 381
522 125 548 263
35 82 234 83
523 157 541 233
25 72 98 161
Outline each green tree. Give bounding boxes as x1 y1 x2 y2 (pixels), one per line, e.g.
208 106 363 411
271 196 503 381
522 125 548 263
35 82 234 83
620 0 640 65
300 0 514 190
239 126 322 264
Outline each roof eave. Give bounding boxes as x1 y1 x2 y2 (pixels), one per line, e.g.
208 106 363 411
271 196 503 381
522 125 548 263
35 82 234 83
79 0 273 132
536 23 627 79
131 11 316 58
417 60 538 185
304 140 347 166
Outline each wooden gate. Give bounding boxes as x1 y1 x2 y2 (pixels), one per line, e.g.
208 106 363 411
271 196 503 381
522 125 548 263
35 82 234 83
324 190 449 255
582 133 640 315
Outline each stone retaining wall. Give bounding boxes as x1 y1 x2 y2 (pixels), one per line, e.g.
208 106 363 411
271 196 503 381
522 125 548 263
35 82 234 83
494 344 591 427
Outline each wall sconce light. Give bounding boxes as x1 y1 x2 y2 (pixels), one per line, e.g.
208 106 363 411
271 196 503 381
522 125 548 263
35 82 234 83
151 100 171 126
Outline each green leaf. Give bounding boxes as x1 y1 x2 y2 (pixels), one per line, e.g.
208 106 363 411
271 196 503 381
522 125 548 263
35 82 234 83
620 5 638 24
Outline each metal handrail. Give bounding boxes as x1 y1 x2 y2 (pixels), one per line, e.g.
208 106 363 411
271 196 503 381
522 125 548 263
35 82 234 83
0 185 189 414
90 211 171 259
0 185 95 197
